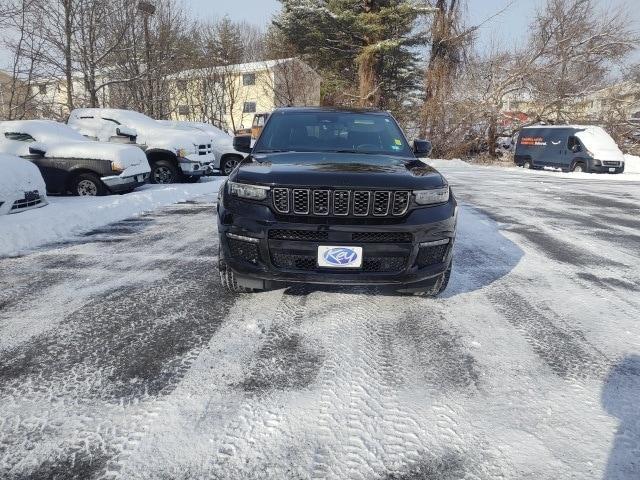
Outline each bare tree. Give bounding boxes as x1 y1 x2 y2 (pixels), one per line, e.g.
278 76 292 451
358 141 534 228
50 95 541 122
528 0 638 122
260 58 321 108
72 0 134 107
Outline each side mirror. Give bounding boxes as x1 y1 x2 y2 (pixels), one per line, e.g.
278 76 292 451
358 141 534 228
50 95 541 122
116 126 137 139
413 139 432 158
233 135 252 154
29 144 46 156
571 144 581 153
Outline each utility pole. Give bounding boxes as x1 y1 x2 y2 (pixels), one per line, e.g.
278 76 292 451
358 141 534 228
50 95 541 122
138 1 156 116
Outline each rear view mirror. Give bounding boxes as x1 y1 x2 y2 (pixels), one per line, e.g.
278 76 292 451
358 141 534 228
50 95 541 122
233 135 252 154
413 139 432 158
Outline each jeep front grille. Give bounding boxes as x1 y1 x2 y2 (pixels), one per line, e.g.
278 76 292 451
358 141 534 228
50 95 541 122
292 189 310 214
272 188 410 217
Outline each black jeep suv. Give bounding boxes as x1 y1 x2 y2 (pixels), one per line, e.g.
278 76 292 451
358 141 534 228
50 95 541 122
217 108 457 295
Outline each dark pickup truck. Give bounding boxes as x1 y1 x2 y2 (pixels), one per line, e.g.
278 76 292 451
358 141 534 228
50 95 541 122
217 107 458 295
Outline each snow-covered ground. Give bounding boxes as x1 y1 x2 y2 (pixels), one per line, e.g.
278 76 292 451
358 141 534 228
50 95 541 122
0 178 224 258
1 162 639 479
434 157 640 180
624 154 640 173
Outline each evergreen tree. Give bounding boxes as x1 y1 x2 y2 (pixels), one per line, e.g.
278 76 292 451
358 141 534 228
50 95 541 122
209 16 244 66
274 0 428 109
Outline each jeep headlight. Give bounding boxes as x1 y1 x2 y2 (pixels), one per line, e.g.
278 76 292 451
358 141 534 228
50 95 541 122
111 161 125 173
228 181 269 201
413 186 450 205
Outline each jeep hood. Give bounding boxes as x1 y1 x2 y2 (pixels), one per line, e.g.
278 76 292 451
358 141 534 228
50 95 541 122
234 152 446 189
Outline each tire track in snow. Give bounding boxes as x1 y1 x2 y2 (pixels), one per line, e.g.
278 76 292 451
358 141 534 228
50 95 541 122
0 200 233 480
307 292 495 479
209 286 315 477
487 283 611 381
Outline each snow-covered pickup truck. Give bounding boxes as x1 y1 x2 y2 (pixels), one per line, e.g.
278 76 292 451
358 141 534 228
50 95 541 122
68 109 217 184
0 153 48 214
0 120 150 196
157 120 246 175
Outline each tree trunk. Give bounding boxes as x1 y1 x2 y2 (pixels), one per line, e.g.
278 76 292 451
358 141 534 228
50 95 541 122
487 115 497 157
357 0 381 107
64 0 74 112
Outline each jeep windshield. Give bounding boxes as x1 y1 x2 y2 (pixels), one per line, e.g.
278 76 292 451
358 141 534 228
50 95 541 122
253 111 413 158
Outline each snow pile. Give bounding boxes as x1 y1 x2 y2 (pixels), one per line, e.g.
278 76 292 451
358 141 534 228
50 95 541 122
623 154 640 174
0 178 224 257
0 154 46 198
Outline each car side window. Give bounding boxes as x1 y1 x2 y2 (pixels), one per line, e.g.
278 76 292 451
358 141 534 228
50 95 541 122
568 136 582 152
4 132 35 142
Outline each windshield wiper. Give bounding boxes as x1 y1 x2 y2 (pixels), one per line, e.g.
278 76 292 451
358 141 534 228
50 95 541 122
254 149 292 153
333 149 379 154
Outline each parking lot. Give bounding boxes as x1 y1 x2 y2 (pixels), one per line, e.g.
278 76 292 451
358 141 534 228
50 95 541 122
1 161 639 479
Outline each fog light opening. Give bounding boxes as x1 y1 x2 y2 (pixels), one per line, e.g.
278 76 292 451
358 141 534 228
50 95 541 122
227 232 260 244
419 238 450 247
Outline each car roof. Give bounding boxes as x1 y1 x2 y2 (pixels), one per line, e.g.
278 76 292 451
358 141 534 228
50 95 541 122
272 107 391 115
522 125 588 130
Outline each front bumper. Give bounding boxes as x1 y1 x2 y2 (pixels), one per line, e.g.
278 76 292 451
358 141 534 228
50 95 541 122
101 172 149 193
0 191 48 215
178 157 214 176
217 197 457 287
590 163 625 174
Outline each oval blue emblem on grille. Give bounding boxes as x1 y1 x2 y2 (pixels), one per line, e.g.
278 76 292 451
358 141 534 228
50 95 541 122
323 247 358 266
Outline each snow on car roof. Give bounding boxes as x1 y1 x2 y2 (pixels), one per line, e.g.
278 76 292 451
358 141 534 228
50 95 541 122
522 124 593 130
0 120 88 143
70 108 159 129
157 120 230 138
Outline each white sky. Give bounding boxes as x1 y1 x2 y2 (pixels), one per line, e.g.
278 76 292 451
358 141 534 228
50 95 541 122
1 0 638 70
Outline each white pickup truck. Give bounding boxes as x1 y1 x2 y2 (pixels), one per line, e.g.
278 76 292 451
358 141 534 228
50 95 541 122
67 109 216 184
157 120 246 175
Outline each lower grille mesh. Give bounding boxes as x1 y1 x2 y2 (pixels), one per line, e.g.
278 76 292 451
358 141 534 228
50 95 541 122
271 252 407 273
416 243 449 267
269 230 329 242
228 238 259 264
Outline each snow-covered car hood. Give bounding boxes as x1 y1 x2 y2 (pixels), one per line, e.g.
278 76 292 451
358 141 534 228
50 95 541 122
156 120 243 156
37 141 147 169
576 127 625 162
0 154 46 198
137 126 212 153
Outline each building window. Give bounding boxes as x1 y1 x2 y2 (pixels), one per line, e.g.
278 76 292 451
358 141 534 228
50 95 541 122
38 83 47 94
242 73 256 86
177 80 187 92
243 101 257 113
178 105 190 116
